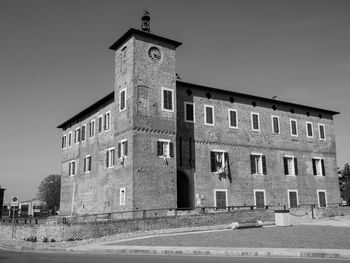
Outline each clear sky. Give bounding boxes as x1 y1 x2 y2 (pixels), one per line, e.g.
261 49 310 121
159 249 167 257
1 0 349 203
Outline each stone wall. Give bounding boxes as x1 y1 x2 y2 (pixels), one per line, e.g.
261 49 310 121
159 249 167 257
0 209 274 241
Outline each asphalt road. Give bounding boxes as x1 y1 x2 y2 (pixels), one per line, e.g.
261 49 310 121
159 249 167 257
0 250 348 263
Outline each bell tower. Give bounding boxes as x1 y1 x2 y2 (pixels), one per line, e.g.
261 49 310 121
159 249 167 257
109 13 182 211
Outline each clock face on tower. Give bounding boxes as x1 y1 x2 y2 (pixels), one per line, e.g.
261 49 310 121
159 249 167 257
148 47 161 63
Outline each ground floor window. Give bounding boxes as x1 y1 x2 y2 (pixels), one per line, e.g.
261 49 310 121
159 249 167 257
120 188 126 206
288 190 298 208
317 190 327 207
254 189 266 208
214 189 227 208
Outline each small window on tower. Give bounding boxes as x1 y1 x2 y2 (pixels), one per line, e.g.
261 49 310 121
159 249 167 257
120 89 126 111
162 88 174 111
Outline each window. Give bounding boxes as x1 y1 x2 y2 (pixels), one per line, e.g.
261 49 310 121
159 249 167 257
81 125 86 141
254 190 266 209
210 151 229 173
62 135 67 149
162 87 174 111
118 139 128 158
288 190 299 208
184 102 195 123
120 188 126 206
106 148 115 168
250 153 267 175
312 157 325 176
68 160 76 176
214 189 227 208
68 132 72 147
204 105 214 126
251 112 260 131
104 111 111 131
120 46 127 73
157 139 174 158
271 115 280 134
306 122 313 138
74 128 81 144
283 156 298 176
89 120 95 138
228 109 237 128
120 89 126 111
317 190 327 207
84 155 91 173
290 119 298 136
318 124 326 140
98 116 103 134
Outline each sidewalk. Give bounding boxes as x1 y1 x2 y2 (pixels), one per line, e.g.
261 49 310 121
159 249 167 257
1 215 350 259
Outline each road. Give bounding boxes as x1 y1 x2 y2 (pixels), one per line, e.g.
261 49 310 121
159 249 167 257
0 250 348 263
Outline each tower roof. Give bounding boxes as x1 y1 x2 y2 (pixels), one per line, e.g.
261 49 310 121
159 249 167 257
109 28 182 51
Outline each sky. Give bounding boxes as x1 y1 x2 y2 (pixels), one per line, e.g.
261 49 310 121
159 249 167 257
0 0 350 202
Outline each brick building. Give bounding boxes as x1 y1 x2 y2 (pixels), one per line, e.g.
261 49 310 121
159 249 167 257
58 14 340 216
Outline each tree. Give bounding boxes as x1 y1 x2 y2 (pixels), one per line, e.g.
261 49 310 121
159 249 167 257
37 174 61 213
339 163 350 205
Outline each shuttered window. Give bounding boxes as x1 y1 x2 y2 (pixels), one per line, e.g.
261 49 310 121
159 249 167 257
104 112 111 131
120 89 126 111
81 125 86 141
205 105 214 125
283 156 298 176
118 140 128 158
312 158 325 176
157 140 174 158
272 116 280 134
185 102 194 122
84 155 91 173
228 109 237 128
306 122 313 137
89 120 95 137
106 148 115 168
251 113 260 131
68 161 76 176
250 154 266 175
162 88 173 111
98 116 103 134
290 119 298 136
318 124 326 140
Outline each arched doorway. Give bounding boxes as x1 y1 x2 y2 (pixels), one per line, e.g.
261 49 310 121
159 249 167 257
177 171 191 209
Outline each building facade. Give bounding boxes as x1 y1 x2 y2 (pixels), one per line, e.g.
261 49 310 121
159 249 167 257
58 18 340 216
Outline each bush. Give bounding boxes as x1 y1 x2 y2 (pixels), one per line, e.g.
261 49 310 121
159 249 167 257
25 236 37 242
51 238 56 242
42 237 49 243
66 237 75 241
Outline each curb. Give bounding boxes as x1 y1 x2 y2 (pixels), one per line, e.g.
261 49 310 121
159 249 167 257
65 245 350 259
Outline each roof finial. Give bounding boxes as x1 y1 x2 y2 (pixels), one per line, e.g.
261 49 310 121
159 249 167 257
141 10 151 33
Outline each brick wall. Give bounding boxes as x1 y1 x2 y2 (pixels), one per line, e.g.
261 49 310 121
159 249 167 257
176 83 340 209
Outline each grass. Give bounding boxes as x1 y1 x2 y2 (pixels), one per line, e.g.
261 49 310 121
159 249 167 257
115 225 350 249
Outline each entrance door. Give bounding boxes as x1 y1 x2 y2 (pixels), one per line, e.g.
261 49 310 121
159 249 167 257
177 171 191 209
288 191 298 208
255 190 265 209
318 191 326 207
215 190 227 208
